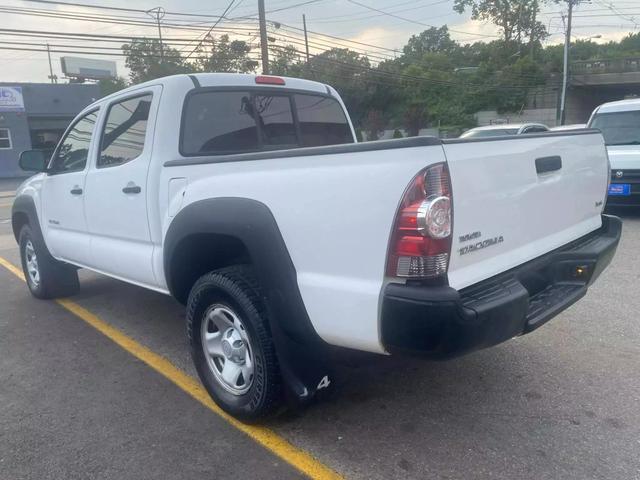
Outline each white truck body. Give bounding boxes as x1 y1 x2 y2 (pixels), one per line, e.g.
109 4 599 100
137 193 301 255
13 73 620 417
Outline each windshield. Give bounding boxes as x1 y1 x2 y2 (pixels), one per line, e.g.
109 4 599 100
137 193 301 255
590 110 640 146
460 128 519 138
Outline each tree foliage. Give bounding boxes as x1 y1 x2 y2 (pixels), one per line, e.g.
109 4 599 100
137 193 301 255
453 0 547 45
123 38 189 84
194 34 258 73
116 26 640 137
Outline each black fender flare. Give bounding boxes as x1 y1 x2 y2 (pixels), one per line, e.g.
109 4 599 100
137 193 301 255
164 197 333 402
11 195 48 253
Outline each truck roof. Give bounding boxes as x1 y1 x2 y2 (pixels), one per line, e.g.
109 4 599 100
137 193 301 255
594 97 640 114
95 73 331 108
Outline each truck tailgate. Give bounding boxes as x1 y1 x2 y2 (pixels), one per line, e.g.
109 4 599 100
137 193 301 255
443 131 609 290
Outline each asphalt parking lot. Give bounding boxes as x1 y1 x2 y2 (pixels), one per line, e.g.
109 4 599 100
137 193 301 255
1 177 639 480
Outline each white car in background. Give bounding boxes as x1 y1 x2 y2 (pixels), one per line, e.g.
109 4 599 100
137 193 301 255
588 98 640 206
460 123 549 138
551 124 587 131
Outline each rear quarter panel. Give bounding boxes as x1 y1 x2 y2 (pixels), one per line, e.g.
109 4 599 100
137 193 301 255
160 145 447 353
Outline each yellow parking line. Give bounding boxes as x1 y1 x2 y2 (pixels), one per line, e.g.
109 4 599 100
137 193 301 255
0 201 14 208
0 191 15 198
0 255 342 480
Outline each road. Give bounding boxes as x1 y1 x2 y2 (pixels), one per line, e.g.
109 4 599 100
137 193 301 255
1 176 639 480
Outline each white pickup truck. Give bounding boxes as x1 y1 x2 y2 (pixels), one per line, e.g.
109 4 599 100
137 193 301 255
13 73 620 420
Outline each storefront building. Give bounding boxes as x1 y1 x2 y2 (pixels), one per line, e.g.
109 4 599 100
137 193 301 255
0 83 100 177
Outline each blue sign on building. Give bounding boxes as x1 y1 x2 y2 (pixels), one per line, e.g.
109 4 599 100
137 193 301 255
0 82 100 178
0 87 25 112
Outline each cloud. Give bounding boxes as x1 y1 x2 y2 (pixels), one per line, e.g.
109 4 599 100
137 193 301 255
447 18 501 43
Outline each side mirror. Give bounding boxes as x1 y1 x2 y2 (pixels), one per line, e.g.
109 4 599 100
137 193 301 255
19 150 48 172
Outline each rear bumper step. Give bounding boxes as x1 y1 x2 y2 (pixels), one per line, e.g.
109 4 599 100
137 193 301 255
381 215 622 358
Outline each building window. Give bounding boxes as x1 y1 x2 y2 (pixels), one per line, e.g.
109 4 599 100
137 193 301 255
0 128 11 149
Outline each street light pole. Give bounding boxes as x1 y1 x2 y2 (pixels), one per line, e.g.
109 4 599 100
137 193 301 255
559 0 574 126
258 0 269 74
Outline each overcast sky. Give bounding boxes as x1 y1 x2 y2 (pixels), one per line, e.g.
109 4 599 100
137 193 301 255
1 0 638 83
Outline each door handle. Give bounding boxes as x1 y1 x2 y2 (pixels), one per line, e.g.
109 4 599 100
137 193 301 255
122 184 141 194
70 186 83 195
535 155 562 174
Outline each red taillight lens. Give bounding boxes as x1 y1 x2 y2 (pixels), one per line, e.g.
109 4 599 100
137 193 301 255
255 75 285 85
387 163 453 279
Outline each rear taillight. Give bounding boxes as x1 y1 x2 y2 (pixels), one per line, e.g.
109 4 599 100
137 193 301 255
387 163 453 279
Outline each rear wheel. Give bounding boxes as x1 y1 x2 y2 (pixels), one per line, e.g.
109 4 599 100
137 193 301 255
19 224 79 299
186 266 283 420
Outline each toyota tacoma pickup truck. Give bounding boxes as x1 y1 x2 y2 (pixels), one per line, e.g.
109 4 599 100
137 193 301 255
12 73 621 420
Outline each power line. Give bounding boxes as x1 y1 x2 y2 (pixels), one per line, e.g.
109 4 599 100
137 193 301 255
184 0 236 60
344 0 500 38
310 0 451 24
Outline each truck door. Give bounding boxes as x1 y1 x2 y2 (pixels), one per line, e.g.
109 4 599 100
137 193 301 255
40 109 100 265
83 86 161 287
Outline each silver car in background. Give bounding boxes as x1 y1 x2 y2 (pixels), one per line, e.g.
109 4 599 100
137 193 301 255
460 123 549 138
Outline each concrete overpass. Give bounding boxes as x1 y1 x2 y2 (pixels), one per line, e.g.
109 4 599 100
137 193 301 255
565 57 640 124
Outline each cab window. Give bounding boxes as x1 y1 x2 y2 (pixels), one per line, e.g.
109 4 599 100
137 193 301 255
99 94 152 168
49 110 99 173
181 90 354 156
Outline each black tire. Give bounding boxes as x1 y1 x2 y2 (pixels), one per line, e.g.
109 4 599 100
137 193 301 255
18 224 80 299
186 266 283 421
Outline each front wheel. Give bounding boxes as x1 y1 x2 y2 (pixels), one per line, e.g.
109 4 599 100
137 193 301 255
19 224 79 299
186 266 283 421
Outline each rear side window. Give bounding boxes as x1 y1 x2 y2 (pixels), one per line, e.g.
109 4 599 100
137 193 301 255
181 90 353 156
182 91 258 155
293 94 353 147
99 94 152 168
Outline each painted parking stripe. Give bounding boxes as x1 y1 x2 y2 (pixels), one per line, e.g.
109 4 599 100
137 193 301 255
0 255 342 480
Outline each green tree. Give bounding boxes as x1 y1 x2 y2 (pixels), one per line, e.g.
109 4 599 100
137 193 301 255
362 109 386 141
194 34 258 73
403 27 458 60
122 38 190 84
404 103 428 136
98 76 128 97
270 45 303 76
306 48 373 124
453 0 547 46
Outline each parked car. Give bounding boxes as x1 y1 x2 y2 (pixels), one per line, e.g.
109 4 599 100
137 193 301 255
459 123 549 138
550 124 587 131
588 98 640 206
12 73 620 420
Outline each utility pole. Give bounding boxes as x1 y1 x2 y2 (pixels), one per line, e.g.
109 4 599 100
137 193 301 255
258 0 269 74
529 0 538 58
302 14 310 64
559 0 573 125
46 43 57 84
147 7 166 62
